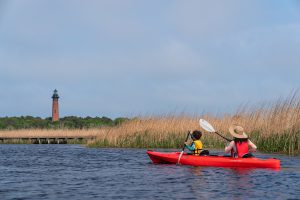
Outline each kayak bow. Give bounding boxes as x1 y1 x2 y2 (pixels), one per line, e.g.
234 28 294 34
147 150 280 169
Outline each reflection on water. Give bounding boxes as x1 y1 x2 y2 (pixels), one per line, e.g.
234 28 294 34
0 145 299 200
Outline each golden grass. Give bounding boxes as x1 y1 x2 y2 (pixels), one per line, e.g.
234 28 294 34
1 93 299 155
87 93 300 155
87 116 198 148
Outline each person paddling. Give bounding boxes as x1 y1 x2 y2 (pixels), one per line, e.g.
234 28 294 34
225 125 257 158
184 130 209 156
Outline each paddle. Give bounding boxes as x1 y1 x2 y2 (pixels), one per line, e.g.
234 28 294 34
177 131 191 165
199 119 232 142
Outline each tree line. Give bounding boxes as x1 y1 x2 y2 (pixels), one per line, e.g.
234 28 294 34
0 116 129 130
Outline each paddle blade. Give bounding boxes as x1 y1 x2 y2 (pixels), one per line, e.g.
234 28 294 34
199 119 216 132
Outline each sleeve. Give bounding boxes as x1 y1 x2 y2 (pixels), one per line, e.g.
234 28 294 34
225 141 235 153
186 143 195 151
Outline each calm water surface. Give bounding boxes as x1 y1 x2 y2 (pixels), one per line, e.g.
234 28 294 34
0 145 299 200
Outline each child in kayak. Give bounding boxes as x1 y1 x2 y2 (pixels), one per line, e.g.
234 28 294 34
225 125 257 158
184 130 209 156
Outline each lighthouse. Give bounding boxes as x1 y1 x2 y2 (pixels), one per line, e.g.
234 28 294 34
52 89 59 122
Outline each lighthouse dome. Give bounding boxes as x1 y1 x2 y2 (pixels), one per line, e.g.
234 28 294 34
52 89 59 99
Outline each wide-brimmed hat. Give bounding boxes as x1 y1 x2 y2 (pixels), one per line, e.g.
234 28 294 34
229 125 248 139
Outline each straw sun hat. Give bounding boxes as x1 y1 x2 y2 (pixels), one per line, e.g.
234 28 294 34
229 125 248 139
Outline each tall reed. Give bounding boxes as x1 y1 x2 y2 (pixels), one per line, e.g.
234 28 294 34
88 93 300 155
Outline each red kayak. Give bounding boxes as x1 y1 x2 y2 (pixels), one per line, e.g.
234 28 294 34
147 150 280 169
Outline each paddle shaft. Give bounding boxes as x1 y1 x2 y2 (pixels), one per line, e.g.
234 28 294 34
215 131 232 142
177 131 191 164
199 119 231 142
182 131 191 151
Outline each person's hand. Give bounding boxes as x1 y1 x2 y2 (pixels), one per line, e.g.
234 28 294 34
184 142 189 146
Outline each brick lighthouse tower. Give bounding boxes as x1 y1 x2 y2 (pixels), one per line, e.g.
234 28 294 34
52 89 59 122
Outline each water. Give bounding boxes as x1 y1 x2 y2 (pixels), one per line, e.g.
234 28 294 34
0 145 299 200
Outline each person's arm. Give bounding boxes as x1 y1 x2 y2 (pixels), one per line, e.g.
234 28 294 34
225 141 235 153
185 143 195 151
248 139 257 152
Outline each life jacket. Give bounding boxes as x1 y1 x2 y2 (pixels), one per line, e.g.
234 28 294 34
234 139 249 158
193 140 203 156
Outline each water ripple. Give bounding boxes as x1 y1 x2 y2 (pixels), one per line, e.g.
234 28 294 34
0 145 299 200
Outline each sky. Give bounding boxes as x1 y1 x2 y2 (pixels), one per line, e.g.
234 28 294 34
0 0 300 119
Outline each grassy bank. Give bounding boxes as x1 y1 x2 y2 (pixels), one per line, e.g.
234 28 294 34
1 94 299 155
87 94 300 155
86 116 239 150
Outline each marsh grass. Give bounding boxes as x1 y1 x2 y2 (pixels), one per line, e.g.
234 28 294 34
88 93 300 155
1 93 299 155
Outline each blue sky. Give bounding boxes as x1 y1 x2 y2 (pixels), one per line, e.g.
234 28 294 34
0 0 300 119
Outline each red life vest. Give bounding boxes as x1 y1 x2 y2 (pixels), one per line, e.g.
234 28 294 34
235 140 249 158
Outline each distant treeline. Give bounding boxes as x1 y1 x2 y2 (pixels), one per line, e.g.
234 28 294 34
0 116 129 130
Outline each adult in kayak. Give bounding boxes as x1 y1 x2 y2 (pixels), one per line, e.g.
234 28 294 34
184 130 209 156
225 125 257 158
